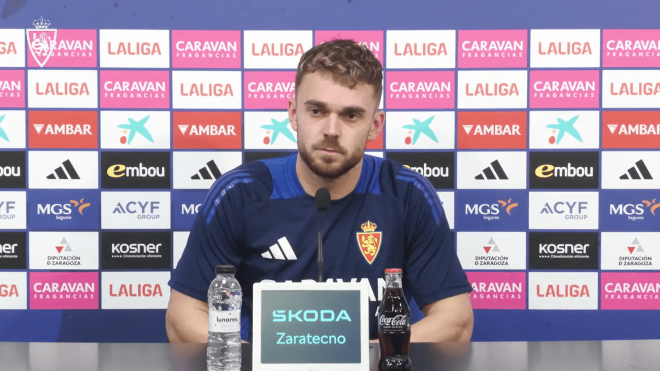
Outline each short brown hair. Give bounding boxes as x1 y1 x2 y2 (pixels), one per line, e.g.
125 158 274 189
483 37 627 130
295 39 383 104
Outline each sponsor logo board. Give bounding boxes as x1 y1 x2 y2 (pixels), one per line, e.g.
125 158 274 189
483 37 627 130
529 111 600 149
0 69 24 108
457 152 527 189
602 272 660 310
529 272 598 310
244 31 312 69
101 272 171 309
603 30 660 68
243 71 295 109
30 272 98 309
386 71 454 109
29 232 99 270
28 151 99 189
529 152 600 189
602 151 660 189
172 71 241 109
458 232 526 270
530 29 601 68
100 29 169 68
600 190 660 232
172 190 206 230
385 152 454 189
101 151 171 189
0 151 25 188
0 110 26 149
529 70 599 108
602 70 660 108
171 30 241 69
173 111 241 149
27 69 98 108
100 70 169 109
244 111 297 150
602 111 660 149
101 191 171 230
0 272 26 309
27 29 97 68
529 192 599 230
316 31 384 65
0 29 26 67
466 272 526 310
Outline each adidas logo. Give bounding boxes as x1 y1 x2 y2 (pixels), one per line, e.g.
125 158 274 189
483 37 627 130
475 160 508 180
627 238 645 254
261 237 297 260
620 160 653 180
47 160 80 180
483 237 500 254
191 160 222 180
55 238 73 253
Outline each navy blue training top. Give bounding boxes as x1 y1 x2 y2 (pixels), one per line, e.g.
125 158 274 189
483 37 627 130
169 153 472 341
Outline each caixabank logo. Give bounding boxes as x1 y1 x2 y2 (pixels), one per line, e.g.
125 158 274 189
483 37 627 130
601 232 660 270
603 30 660 68
243 71 295 109
457 152 526 189
454 190 527 231
0 232 26 269
244 111 297 150
457 30 527 68
101 191 170 230
172 190 207 230
601 272 660 310
173 111 241 149
602 151 660 189
529 111 600 149
602 70 660 108
29 232 99 270
316 31 384 65
529 152 599 189
173 71 242 109
529 272 598 310
100 70 170 109
0 151 25 188
0 29 25 68
466 272 526 310
100 29 169 68
0 70 24 108
173 152 242 190
457 232 526 270
386 30 456 69
29 190 99 230
172 30 241 69
528 232 599 270
602 111 660 149
457 111 526 149
385 111 455 150
600 190 660 231
0 191 26 229
386 71 454 109
0 272 26 309
101 152 170 189
30 272 98 309
457 70 527 109
27 69 97 108
100 111 170 149
28 110 98 149
101 272 171 309
386 152 454 189
529 70 599 109
0 110 27 149
102 232 170 270
529 192 599 230
244 30 312 69
530 29 600 68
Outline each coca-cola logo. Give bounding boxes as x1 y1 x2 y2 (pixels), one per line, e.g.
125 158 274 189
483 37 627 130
379 314 408 326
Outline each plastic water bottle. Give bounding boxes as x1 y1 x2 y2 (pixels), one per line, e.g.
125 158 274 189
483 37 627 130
207 265 242 371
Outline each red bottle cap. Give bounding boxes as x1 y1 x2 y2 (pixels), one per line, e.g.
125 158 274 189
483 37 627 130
385 268 402 273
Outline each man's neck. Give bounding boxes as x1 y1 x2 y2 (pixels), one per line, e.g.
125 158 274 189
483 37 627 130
295 154 364 200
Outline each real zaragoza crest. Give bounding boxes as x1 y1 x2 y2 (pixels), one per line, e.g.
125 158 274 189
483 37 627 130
26 16 57 67
356 220 381 264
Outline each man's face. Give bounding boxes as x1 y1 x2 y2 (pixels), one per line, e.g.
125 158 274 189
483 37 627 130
289 71 383 179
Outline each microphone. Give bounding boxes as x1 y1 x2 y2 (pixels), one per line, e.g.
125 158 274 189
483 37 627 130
315 188 331 283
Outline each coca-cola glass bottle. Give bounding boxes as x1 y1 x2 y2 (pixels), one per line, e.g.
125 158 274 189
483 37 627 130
377 268 412 371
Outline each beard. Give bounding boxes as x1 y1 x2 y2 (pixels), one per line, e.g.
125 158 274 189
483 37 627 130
298 135 364 179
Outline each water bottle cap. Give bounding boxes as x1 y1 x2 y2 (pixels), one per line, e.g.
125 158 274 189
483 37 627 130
385 268 402 274
215 265 236 275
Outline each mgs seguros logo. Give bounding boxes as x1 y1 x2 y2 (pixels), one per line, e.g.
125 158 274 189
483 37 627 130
102 232 170 270
100 70 170 109
385 151 454 189
0 151 25 189
457 30 527 69
173 111 241 149
601 232 660 270
529 272 598 310
101 271 171 310
28 110 98 149
0 70 25 108
172 30 241 69
100 29 169 68
101 191 170 230
600 190 660 232
529 152 599 189
457 111 526 149
529 232 599 270
29 190 99 231
0 232 26 269
602 111 660 149
172 190 206 230
28 232 99 270
244 30 312 69
101 152 170 189
455 190 527 231
0 272 26 309
27 69 97 108
457 232 526 270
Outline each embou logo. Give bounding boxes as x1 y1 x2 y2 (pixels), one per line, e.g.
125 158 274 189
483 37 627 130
530 152 599 189
101 152 169 189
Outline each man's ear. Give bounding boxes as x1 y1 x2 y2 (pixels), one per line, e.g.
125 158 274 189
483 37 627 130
367 110 385 141
288 97 298 132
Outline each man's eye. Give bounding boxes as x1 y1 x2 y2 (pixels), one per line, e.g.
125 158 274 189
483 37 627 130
310 109 321 115
346 113 358 120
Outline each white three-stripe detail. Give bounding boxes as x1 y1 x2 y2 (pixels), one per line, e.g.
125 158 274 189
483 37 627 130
261 237 297 260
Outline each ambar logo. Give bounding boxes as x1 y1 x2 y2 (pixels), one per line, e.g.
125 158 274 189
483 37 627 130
28 110 98 149
173 111 241 149
171 30 240 69
529 152 599 189
101 152 170 189
457 111 526 149
602 111 660 149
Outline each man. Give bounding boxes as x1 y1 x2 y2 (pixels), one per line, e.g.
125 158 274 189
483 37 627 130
166 39 473 343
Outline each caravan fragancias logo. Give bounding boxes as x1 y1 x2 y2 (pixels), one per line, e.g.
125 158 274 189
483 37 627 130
27 17 56 68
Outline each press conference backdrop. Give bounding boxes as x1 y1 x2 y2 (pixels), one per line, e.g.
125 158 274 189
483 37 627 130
1 0 660 343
